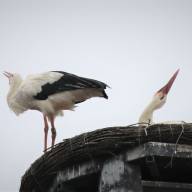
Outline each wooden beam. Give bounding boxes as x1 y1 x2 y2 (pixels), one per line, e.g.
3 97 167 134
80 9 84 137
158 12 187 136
99 158 143 192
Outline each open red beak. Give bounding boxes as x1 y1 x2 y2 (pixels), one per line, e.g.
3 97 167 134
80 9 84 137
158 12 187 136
157 69 179 95
3 71 13 78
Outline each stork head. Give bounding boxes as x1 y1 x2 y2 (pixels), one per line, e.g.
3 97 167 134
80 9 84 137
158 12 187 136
3 71 22 86
3 71 13 84
152 69 179 110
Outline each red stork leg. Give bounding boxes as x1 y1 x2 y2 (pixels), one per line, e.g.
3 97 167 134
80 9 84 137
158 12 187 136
43 115 49 152
50 115 56 149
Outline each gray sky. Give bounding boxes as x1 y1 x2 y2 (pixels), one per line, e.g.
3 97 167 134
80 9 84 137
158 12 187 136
1 0 192 191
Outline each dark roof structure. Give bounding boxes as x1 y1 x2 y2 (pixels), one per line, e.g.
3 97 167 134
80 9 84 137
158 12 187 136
20 123 192 192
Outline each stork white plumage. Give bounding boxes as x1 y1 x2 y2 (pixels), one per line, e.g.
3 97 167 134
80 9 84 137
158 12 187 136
138 69 179 125
3 71 109 152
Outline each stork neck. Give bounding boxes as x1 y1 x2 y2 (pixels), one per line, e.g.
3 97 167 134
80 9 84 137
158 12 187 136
145 100 158 113
139 101 156 124
142 106 154 119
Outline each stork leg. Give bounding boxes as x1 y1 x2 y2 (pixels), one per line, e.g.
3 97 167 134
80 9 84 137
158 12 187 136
43 115 49 152
50 115 56 149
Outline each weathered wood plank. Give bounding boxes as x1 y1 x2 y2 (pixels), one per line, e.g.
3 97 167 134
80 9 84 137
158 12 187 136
99 158 142 192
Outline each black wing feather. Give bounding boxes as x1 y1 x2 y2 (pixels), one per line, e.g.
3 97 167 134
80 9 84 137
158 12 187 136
34 71 108 100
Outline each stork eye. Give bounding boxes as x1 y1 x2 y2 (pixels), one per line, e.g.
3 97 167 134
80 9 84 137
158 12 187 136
160 96 164 100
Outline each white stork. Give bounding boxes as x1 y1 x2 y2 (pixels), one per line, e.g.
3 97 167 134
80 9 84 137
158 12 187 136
138 69 179 125
3 71 109 152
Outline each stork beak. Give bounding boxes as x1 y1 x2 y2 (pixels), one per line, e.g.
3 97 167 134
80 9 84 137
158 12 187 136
3 71 13 78
157 69 179 95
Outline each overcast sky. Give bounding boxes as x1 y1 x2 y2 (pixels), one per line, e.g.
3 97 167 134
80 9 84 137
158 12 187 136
1 0 192 191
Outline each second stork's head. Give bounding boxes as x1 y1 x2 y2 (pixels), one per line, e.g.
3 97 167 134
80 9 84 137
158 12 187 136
138 69 179 125
151 69 179 110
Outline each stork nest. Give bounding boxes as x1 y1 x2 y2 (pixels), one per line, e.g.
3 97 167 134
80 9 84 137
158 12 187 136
20 123 192 191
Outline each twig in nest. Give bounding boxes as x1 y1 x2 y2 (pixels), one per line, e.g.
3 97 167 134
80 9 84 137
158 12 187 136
165 123 185 168
158 126 162 142
143 123 152 136
169 124 174 137
69 138 73 151
83 132 87 144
